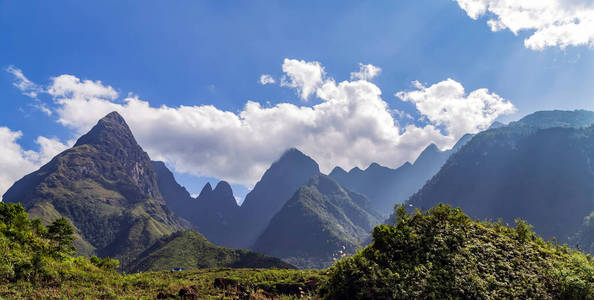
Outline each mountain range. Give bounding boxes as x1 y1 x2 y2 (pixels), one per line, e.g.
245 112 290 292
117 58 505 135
4 109 594 273
329 133 472 217
408 110 594 247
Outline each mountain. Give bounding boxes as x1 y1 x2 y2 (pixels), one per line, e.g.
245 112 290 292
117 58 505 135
228 148 320 248
152 161 196 217
152 161 239 246
329 134 473 216
192 181 240 246
408 110 594 245
128 230 294 272
253 174 381 269
2 112 185 266
510 109 594 129
322 204 594 299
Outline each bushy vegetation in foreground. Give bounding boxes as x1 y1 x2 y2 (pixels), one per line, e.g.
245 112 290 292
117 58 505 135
0 202 323 299
4 201 594 299
322 204 594 299
0 202 118 284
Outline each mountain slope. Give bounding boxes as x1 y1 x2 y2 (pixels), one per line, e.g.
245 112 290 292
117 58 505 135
229 148 320 248
128 230 294 272
2 112 185 265
409 110 594 244
329 134 472 216
152 161 196 218
253 174 381 269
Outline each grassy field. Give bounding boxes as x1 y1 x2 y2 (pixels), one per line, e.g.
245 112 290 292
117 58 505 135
0 268 326 299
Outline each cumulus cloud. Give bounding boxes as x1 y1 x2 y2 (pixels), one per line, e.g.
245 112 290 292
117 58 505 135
396 79 516 137
8 60 513 189
350 63 381 81
454 0 594 50
0 128 69 200
280 59 325 100
259 74 275 85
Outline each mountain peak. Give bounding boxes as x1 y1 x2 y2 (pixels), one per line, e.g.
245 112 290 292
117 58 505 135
198 183 213 198
213 181 234 198
329 166 348 177
413 143 441 165
101 111 127 125
74 111 137 148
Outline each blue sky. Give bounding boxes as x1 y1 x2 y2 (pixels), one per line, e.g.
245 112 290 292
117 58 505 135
2 0 594 201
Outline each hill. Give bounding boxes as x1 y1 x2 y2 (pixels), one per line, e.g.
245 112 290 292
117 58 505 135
2 112 185 266
128 230 294 272
322 204 594 299
408 110 594 245
254 174 381 269
329 134 472 216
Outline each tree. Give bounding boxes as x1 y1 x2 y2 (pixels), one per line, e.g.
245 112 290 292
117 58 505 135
46 217 75 256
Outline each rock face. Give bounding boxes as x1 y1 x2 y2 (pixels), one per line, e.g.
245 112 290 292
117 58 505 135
3 112 185 266
192 181 240 246
409 110 594 244
152 161 241 247
329 134 473 217
228 148 320 248
253 174 381 269
152 161 195 217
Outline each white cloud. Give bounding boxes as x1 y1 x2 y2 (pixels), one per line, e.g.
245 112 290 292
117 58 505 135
5 66 41 98
18 60 514 188
454 0 594 50
280 59 325 100
350 63 381 81
259 74 275 85
0 128 69 200
396 79 516 138
48 75 118 100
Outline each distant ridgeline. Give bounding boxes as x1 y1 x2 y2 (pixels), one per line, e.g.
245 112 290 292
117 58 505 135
408 110 594 254
4 109 594 273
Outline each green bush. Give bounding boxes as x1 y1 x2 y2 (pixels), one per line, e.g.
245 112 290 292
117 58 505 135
322 204 594 299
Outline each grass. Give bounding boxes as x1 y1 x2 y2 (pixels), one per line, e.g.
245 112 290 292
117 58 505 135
0 268 326 299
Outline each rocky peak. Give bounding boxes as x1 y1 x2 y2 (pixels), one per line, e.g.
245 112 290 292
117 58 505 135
213 181 234 199
198 183 213 198
74 111 137 149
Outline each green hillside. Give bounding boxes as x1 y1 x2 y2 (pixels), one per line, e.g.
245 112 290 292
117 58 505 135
322 204 594 299
128 230 295 272
2 112 185 267
0 201 324 299
254 174 381 269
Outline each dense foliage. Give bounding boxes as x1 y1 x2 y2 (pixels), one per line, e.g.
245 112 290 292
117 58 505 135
0 202 118 284
322 204 594 299
0 202 322 299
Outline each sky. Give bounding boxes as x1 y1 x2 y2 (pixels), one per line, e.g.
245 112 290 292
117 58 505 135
1 0 594 202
